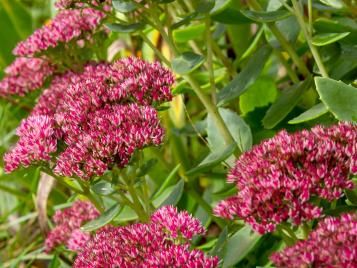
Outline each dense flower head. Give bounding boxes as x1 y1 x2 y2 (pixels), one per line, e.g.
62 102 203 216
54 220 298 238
4 115 58 173
74 205 218 268
0 57 54 97
215 123 357 234
45 200 99 252
151 205 205 240
271 213 357 267
13 8 105 57
4 59 174 178
54 103 164 178
111 57 174 105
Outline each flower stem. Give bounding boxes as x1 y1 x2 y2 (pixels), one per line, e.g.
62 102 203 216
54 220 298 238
186 186 225 229
291 0 329 77
247 0 310 77
280 224 299 242
205 16 217 104
141 10 237 150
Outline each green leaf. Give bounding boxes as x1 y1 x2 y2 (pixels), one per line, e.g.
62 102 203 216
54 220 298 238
137 159 158 177
186 143 236 175
114 206 137 222
315 77 357 121
239 76 278 114
210 227 228 257
212 7 252 25
173 23 205 43
154 179 184 208
193 0 215 13
112 0 136 12
0 0 32 67
217 46 272 105
345 189 357 205
241 9 291 23
91 182 115 196
207 108 252 152
153 164 181 199
314 18 357 33
81 204 121 232
319 0 346 9
157 0 175 3
105 22 144 33
0 0 32 39
172 12 198 29
312 32 350 46
210 0 232 15
288 103 328 124
265 16 300 48
172 52 205 75
222 226 261 267
262 76 313 129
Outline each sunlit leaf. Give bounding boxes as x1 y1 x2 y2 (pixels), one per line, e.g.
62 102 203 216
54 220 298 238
172 52 205 75
288 103 328 124
315 77 357 121
312 32 350 46
262 76 313 129
81 204 121 232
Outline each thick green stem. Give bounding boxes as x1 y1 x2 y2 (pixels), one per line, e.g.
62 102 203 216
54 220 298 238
42 167 104 212
183 75 237 150
140 32 170 66
211 40 236 78
273 49 300 83
143 9 237 149
187 187 225 228
127 183 149 222
205 16 217 104
247 0 310 77
291 0 329 77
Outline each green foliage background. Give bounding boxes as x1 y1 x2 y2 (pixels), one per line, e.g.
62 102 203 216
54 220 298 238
0 0 356 267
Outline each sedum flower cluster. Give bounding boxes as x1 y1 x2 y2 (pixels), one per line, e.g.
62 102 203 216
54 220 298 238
74 205 218 268
13 8 106 57
0 57 54 97
45 200 99 252
0 0 108 97
215 123 356 234
4 58 174 179
271 213 357 267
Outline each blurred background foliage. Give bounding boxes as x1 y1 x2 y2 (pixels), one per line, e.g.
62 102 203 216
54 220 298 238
0 0 356 267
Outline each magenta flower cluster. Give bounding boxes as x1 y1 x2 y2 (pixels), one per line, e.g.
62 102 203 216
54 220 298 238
45 200 99 252
0 0 108 98
13 8 105 57
0 57 54 96
4 58 174 178
74 206 218 268
271 213 357 267
215 123 356 234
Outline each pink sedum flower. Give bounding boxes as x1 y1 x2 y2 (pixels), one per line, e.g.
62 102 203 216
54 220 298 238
74 205 218 268
4 115 58 173
54 103 165 178
45 200 99 253
151 205 205 240
271 213 357 268
4 59 174 179
215 123 356 234
13 8 105 57
0 57 54 96
112 57 174 105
